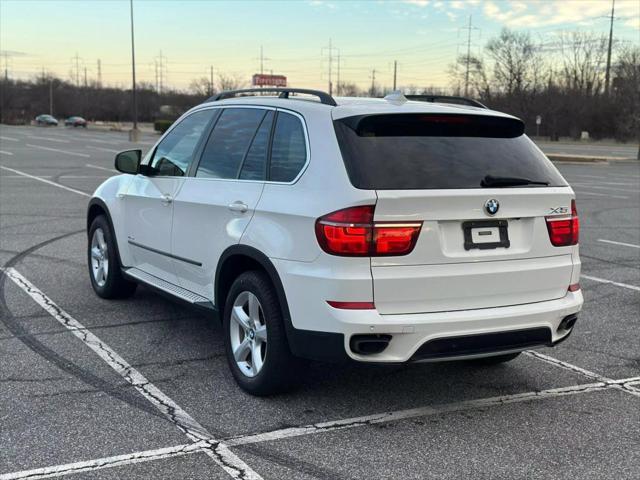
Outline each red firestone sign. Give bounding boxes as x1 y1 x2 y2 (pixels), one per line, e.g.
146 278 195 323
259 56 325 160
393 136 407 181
252 74 287 87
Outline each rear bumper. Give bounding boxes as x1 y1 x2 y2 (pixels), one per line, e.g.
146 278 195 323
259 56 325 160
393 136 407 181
289 290 583 363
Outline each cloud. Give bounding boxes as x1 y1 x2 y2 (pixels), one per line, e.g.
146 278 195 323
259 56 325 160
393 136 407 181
481 0 640 29
307 0 337 9
403 0 430 6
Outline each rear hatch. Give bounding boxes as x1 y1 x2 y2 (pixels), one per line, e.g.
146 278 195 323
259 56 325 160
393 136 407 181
334 111 576 314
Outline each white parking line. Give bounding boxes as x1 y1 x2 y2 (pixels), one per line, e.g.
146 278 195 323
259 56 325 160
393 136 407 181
86 163 117 172
4 378 635 479
0 443 204 480
0 268 262 480
581 274 640 292
575 190 629 200
0 150 13 155
25 144 91 158
597 239 640 249
572 183 639 194
525 351 640 398
0 166 90 197
86 145 121 153
26 136 70 144
0 136 19 142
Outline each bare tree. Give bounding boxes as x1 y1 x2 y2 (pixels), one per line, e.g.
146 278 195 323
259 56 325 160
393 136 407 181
486 29 544 95
611 45 640 146
448 54 491 99
189 77 215 97
218 73 246 91
559 31 608 96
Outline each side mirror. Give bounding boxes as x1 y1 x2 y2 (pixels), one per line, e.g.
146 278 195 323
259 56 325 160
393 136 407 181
114 150 141 174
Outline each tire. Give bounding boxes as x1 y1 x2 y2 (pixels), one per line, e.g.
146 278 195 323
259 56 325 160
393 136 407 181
88 215 137 299
223 270 300 395
468 352 521 365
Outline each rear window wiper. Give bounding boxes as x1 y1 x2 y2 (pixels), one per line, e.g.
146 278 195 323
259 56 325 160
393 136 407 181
481 175 549 188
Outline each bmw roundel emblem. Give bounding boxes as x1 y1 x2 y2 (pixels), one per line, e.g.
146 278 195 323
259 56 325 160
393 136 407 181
484 198 499 216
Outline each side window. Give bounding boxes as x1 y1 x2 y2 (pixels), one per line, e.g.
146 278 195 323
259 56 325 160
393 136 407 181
239 111 274 180
150 109 215 177
269 112 307 182
196 108 267 180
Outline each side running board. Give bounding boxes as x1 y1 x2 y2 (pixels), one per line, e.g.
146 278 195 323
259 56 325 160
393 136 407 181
124 267 215 309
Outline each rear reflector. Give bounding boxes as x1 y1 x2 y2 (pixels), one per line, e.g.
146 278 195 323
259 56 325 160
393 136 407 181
568 283 580 292
327 301 376 310
546 199 579 246
315 205 422 256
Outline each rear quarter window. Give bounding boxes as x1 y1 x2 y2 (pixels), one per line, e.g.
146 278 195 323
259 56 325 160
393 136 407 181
334 113 566 190
269 112 307 182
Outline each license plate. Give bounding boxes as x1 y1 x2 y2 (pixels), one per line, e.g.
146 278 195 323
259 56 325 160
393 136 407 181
462 220 510 250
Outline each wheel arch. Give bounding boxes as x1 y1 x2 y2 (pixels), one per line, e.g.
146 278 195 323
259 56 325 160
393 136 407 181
215 245 292 329
87 198 125 266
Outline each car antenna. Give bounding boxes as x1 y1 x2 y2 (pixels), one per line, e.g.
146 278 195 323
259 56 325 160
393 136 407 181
383 90 407 105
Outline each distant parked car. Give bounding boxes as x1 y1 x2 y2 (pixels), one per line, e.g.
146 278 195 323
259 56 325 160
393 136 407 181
65 116 87 127
35 114 58 126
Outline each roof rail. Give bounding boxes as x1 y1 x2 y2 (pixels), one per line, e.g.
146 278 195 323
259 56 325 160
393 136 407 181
405 95 487 109
208 88 337 106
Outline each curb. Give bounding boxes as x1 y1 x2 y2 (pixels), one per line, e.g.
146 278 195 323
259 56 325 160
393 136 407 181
547 154 636 164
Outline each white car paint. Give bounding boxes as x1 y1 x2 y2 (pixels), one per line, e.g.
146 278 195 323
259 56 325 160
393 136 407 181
90 93 583 363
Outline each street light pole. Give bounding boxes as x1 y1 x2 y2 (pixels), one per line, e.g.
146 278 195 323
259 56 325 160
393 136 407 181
129 0 139 141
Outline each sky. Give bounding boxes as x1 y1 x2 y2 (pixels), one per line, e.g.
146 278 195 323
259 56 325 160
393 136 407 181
1 0 639 92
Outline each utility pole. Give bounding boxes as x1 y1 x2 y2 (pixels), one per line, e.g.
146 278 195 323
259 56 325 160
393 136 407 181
393 60 397 91
2 52 8 81
209 65 214 96
260 45 264 75
72 52 82 86
129 0 139 140
464 15 472 96
97 59 102 88
336 52 341 95
84 66 88 88
155 51 167 95
328 38 332 95
604 0 615 95
321 39 339 96
370 69 376 97
49 78 53 116
154 60 159 92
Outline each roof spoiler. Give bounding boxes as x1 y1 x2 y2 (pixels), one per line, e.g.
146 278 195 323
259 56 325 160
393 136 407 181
207 88 337 106
405 95 487 109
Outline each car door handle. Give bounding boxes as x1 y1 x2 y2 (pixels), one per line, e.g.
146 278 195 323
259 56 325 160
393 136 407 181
228 201 248 213
161 194 173 206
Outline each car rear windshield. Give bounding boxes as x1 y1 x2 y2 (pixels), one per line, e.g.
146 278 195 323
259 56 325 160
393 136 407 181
333 113 566 190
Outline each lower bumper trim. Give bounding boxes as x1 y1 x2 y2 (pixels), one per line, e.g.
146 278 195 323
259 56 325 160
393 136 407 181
410 327 552 361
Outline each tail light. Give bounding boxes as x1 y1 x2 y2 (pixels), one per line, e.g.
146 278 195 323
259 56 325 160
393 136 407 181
315 205 422 256
546 199 579 247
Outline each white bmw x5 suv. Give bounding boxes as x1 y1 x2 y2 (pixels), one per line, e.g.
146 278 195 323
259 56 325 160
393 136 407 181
87 88 583 395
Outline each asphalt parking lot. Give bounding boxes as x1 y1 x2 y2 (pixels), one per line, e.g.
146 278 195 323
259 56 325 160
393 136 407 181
1 125 639 480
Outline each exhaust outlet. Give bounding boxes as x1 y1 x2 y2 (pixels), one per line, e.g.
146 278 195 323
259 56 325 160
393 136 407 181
558 314 578 332
350 334 392 355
